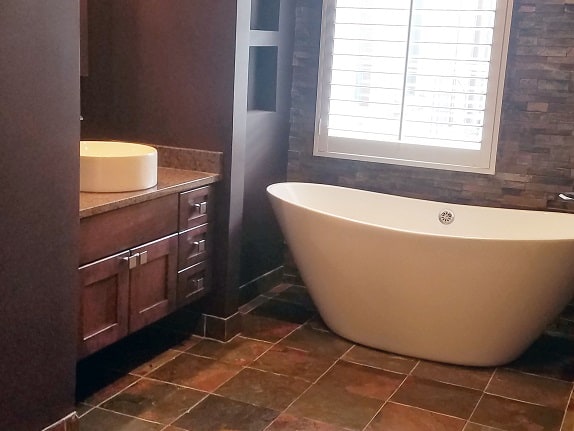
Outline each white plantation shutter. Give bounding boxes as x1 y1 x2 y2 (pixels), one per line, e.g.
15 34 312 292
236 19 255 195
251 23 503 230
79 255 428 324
314 0 514 174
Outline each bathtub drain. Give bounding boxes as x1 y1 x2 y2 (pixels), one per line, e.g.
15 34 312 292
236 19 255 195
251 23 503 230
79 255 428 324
438 210 455 225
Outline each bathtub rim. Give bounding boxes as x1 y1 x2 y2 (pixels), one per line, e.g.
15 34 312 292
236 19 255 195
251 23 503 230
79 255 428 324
267 181 574 243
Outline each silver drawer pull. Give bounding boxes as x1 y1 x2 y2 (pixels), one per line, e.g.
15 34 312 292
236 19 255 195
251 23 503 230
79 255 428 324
192 201 208 215
122 254 139 269
192 240 206 253
192 277 204 291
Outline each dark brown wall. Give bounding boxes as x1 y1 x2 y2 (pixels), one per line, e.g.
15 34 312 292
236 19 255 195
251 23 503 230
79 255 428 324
289 0 574 210
81 0 237 153
240 0 296 287
0 1 79 430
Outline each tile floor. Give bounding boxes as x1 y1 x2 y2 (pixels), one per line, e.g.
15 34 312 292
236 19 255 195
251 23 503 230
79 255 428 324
77 283 574 431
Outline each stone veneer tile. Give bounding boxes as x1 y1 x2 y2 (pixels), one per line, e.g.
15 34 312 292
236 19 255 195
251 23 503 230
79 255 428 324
391 376 482 419
470 394 564 431
173 395 278 431
365 402 466 431
486 368 572 410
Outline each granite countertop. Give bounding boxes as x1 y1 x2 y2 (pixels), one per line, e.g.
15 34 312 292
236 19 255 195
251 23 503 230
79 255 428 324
80 167 219 218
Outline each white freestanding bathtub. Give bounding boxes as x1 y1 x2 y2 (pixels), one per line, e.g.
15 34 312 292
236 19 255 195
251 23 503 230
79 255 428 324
267 182 574 366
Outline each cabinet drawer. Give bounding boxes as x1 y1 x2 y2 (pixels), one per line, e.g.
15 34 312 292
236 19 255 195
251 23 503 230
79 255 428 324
178 223 210 269
177 261 210 306
80 194 179 265
179 186 212 230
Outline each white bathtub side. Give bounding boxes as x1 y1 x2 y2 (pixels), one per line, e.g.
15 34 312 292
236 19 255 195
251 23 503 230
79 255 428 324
268 183 574 366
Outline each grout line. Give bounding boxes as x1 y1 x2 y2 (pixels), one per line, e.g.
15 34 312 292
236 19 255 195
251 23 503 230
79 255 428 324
360 366 411 431
559 384 574 431
500 364 573 384
90 405 164 426
463 367 497 430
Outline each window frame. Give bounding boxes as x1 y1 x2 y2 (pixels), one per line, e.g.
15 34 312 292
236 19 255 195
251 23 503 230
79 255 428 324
313 0 515 174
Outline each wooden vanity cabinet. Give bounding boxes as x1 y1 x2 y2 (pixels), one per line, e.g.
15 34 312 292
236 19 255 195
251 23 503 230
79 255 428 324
79 184 216 358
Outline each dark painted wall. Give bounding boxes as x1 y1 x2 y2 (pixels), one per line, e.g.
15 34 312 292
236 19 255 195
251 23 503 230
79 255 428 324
0 1 79 430
81 0 237 153
288 0 574 210
240 0 296 287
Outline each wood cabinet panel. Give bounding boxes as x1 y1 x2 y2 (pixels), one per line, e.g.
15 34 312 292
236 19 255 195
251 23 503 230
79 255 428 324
80 194 179 265
79 251 130 359
129 234 178 332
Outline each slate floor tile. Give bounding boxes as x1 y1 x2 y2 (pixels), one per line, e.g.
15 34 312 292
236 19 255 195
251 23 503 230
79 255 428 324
265 413 348 431
79 408 163 431
186 336 272 366
101 378 206 424
412 360 494 391
172 394 278 431
279 325 354 359
365 402 466 431
470 394 564 431
486 368 572 410
147 353 241 392
342 345 418 374
250 345 336 382
391 376 482 419
215 367 310 411
286 381 382 430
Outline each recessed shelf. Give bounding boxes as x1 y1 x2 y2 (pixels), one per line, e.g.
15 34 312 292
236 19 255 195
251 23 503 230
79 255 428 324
250 0 280 31
247 46 278 112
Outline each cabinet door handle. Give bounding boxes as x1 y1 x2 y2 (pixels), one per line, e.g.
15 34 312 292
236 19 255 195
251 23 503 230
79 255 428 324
139 251 148 265
122 254 139 269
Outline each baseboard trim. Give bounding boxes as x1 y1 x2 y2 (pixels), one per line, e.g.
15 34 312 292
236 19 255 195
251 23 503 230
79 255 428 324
239 266 284 305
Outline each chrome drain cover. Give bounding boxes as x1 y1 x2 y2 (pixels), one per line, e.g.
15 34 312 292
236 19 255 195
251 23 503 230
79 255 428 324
438 209 455 225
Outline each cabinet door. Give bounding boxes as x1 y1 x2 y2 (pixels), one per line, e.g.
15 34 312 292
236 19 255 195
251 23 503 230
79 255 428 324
79 251 130 359
129 234 178 332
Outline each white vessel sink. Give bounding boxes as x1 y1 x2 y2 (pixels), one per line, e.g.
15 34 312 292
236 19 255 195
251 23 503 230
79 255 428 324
80 141 158 192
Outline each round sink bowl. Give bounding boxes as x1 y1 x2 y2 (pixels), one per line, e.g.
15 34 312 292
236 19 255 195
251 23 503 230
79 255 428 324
80 141 158 192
